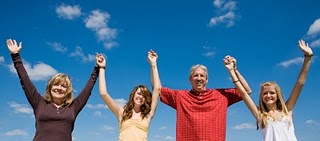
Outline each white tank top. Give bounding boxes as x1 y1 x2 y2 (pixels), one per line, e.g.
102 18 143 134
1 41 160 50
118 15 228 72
260 114 297 141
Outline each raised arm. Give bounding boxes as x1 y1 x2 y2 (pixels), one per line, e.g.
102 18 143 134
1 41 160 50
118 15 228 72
286 39 313 112
147 49 160 120
224 56 259 120
228 56 252 94
98 54 123 121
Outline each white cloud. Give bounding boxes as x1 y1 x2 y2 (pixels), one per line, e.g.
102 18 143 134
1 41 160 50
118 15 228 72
69 46 95 63
56 4 81 20
86 104 107 109
163 136 175 140
310 39 320 48
0 56 4 63
93 111 102 117
305 119 319 126
103 125 116 131
8 60 58 81
86 99 126 110
114 98 127 107
231 123 256 130
278 57 304 68
209 0 237 27
307 18 320 36
213 0 224 8
159 126 167 130
47 42 67 53
2 129 27 136
84 10 118 49
202 45 216 58
8 102 33 115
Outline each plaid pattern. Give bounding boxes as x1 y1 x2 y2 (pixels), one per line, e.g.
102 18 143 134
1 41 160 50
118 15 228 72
160 87 241 141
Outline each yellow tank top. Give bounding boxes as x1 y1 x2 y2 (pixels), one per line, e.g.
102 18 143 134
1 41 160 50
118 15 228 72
118 118 149 141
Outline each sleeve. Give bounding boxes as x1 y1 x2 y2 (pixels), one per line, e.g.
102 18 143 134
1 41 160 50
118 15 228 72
160 87 178 109
219 88 242 106
11 53 43 110
72 66 99 115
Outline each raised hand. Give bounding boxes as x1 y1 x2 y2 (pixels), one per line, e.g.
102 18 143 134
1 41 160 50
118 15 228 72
6 39 22 54
298 39 313 56
223 55 236 70
96 53 106 68
148 49 158 66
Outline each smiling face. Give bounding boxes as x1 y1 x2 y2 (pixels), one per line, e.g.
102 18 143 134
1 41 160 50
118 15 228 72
44 73 73 105
133 88 146 106
51 83 67 101
261 85 278 106
189 67 208 93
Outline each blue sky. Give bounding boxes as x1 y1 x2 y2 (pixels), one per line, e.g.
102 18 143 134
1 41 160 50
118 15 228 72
0 0 319 141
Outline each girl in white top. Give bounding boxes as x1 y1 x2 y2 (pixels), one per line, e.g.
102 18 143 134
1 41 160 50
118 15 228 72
225 39 313 141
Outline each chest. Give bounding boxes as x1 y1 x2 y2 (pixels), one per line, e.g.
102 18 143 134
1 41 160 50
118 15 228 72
35 103 75 122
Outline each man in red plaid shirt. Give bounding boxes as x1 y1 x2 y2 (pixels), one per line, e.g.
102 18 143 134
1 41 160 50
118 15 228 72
159 55 252 141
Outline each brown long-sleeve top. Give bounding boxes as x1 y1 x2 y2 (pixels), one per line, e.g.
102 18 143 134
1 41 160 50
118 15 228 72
11 53 99 141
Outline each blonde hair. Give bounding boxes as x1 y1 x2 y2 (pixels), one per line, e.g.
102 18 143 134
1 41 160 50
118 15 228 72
44 73 73 106
189 64 208 79
258 81 290 129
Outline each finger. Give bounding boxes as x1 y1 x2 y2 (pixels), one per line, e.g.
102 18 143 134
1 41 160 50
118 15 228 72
19 42 22 48
13 40 17 46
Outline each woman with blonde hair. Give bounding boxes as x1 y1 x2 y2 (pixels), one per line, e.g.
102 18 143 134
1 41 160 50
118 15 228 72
227 39 313 141
98 50 160 141
6 38 103 141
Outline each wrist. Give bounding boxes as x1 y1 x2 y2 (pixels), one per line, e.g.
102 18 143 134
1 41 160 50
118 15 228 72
304 54 313 58
233 80 240 83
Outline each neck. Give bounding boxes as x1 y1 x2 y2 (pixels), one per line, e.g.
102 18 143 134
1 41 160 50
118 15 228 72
133 105 141 113
53 99 64 107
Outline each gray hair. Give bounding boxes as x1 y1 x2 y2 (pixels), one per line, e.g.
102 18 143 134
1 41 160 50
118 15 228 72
189 64 208 79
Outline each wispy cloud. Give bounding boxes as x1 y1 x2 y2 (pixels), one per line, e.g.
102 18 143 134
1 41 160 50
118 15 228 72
86 104 107 109
84 10 118 49
305 119 320 126
103 125 116 131
93 111 102 117
159 126 167 130
163 136 175 140
47 42 67 53
278 57 304 68
231 123 256 130
310 39 320 48
8 102 33 115
8 60 58 81
2 129 27 136
0 56 4 63
153 135 175 141
209 0 237 27
202 45 216 58
69 46 95 63
56 4 81 20
87 99 127 110
307 18 320 36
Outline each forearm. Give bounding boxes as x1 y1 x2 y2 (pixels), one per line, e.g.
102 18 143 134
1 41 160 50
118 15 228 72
235 69 252 94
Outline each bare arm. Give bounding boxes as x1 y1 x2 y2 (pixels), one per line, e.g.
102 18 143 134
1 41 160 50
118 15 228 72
224 56 259 120
97 55 123 121
286 39 313 112
228 56 252 94
147 50 160 120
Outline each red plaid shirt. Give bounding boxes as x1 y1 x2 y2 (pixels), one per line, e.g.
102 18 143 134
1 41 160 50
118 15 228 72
160 87 241 141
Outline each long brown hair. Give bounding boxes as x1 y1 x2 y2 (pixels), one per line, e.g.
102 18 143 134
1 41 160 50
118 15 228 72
258 82 290 129
121 85 152 123
44 73 73 106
